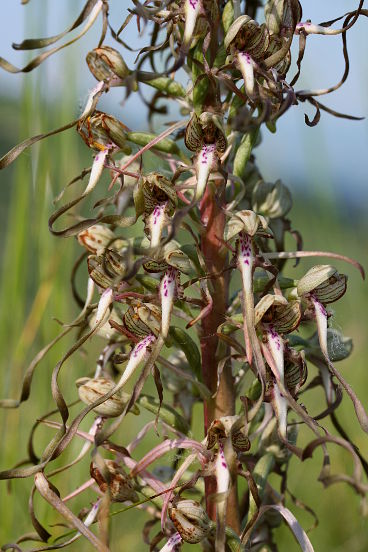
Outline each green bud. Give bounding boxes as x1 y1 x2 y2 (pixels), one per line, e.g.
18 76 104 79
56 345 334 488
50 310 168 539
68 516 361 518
222 0 234 33
307 328 353 362
138 73 186 97
126 131 179 154
297 265 347 304
86 46 129 83
87 249 127 289
255 294 301 334
252 179 292 219
224 16 270 61
123 302 161 339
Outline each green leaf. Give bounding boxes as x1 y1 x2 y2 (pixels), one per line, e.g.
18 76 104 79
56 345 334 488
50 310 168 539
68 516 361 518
126 132 179 154
222 1 234 33
135 274 159 292
169 326 201 378
192 42 209 115
233 130 258 178
139 74 186 97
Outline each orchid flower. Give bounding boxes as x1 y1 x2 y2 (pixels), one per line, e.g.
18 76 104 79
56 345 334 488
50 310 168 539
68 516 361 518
141 172 177 249
255 293 302 438
224 210 270 373
143 241 193 338
184 112 227 201
297 265 347 402
224 16 270 98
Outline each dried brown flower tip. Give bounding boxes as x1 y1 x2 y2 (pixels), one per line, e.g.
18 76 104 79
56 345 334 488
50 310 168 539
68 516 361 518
77 111 131 152
90 460 139 502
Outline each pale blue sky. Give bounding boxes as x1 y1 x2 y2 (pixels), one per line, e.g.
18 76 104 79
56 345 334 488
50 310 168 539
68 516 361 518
1 1 367 206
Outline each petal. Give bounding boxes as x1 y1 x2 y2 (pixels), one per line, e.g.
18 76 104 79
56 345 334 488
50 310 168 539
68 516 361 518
311 296 328 360
238 233 254 365
159 532 182 552
116 334 156 390
195 144 216 201
84 149 109 196
295 22 339 35
272 385 288 439
215 442 230 552
80 79 105 119
266 326 284 383
147 203 168 249
183 0 202 46
160 268 178 337
236 52 255 96
94 288 113 325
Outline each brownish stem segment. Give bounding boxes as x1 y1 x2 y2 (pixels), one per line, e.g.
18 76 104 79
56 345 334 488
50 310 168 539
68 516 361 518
199 181 240 534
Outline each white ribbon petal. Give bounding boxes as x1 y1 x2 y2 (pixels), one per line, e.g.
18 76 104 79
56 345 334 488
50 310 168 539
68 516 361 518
272 385 288 439
267 326 284 384
183 0 202 46
195 144 216 201
296 22 340 35
94 287 113 324
159 532 182 551
147 203 168 249
160 268 178 338
116 334 156 390
84 148 109 195
237 52 255 97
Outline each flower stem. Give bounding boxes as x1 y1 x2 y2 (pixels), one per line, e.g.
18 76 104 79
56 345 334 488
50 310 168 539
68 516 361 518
199 181 240 533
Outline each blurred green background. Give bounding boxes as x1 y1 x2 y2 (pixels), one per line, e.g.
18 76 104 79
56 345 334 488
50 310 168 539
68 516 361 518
0 2 367 550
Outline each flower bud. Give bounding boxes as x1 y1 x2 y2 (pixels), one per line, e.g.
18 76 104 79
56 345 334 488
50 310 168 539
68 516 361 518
252 179 292 219
265 0 301 36
224 16 269 61
265 35 291 76
78 224 126 255
225 210 269 241
90 460 139 502
77 111 130 152
297 265 347 304
86 46 129 83
255 294 301 334
87 249 127 289
141 172 177 216
76 377 140 417
184 112 226 153
169 499 211 544
284 349 307 396
123 302 161 339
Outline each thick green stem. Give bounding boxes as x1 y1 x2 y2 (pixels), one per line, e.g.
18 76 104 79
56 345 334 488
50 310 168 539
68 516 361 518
200 181 240 534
